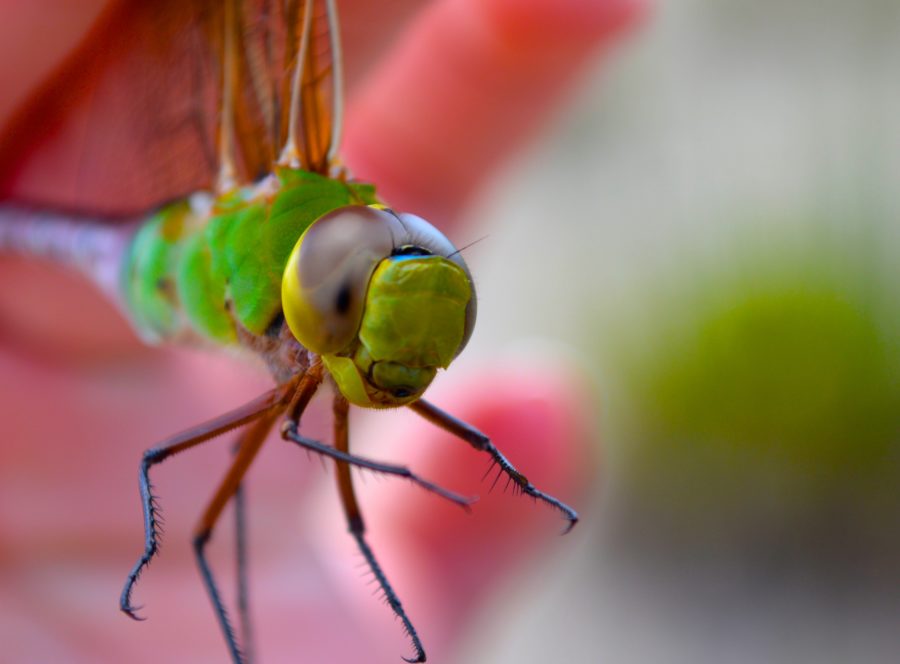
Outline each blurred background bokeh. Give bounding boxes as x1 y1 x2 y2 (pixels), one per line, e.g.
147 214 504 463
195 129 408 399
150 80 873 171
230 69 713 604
454 0 900 661
2 1 899 662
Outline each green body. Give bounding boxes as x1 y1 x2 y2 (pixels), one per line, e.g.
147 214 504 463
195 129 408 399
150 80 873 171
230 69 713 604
123 168 376 345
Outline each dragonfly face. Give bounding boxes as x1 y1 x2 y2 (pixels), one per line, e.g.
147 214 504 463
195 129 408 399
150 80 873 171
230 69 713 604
282 204 477 407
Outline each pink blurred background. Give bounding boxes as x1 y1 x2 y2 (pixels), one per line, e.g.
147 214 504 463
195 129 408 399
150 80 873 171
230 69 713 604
2 0 899 662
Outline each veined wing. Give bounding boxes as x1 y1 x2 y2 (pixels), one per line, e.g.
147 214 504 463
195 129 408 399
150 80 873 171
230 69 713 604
221 0 344 181
276 0 344 174
0 0 343 215
0 1 227 215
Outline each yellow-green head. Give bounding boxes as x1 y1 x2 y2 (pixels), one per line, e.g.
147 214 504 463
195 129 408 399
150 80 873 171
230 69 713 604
281 206 476 408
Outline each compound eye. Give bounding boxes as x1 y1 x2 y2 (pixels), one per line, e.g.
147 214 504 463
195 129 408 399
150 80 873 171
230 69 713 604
282 206 403 354
395 213 478 356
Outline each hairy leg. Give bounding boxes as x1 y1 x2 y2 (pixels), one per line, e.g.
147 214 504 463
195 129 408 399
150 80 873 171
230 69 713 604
409 398 579 533
193 410 278 664
332 395 427 663
120 383 293 618
281 365 473 510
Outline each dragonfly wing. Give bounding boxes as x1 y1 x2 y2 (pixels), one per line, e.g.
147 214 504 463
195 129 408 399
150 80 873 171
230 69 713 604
0 0 290 212
1 1 224 214
278 0 344 174
222 0 282 184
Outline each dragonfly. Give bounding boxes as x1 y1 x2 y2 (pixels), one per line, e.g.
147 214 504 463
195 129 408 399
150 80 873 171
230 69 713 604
0 0 578 662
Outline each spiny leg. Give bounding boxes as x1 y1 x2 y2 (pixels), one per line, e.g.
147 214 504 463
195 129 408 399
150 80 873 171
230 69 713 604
280 363 473 510
408 399 579 534
194 410 278 664
120 384 294 619
333 396 427 663
233 447 253 662
191 365 318 662
282 425 474 510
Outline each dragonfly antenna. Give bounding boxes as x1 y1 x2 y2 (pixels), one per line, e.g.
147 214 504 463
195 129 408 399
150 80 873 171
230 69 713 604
447 235 490 259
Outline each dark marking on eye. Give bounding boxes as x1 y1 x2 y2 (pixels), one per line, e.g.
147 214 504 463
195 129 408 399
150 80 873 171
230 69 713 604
392 245 431 257
392 387 413 398
335 284 351 314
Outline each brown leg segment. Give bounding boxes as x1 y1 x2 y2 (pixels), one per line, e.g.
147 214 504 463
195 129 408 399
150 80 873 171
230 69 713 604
281 364 473 510
120 384 294 620
232 472 252 663
193 410 279 664
408 399 579 534
332 396 428 663
186 366 322 664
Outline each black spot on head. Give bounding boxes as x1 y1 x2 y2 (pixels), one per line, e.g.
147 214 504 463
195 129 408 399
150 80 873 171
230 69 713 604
392 245 431 257
335 284 351 314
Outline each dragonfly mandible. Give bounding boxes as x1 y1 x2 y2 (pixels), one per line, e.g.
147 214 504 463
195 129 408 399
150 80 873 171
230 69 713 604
0 1 578 662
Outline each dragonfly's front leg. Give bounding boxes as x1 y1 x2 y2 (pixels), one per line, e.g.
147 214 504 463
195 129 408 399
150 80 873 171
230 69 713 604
332 395 427 663
280 365 475 510
281 421 475 509
409 399 580 534
120 385 291 620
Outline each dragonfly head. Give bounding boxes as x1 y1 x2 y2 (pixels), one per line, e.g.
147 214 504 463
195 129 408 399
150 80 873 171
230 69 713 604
282 205 477 408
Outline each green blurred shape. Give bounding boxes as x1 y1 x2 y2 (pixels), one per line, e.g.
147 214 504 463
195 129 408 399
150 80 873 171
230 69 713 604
609 233 899 563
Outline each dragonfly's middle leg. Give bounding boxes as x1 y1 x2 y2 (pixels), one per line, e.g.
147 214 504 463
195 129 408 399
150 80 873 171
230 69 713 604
332 395 427 663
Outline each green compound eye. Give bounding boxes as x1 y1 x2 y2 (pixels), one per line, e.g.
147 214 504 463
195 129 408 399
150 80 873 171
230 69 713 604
282 206 401 354
391 212 478 356
282 204 477 408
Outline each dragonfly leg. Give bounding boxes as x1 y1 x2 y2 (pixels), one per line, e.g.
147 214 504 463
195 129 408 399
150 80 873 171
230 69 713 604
194 410 278 664
232 449 253 663
281 421 474 510
408 399 579 534
119 384 292 620
332 396 426 663
281 361 472 509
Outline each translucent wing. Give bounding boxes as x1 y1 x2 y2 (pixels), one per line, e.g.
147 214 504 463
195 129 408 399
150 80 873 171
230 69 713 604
277 0 344 174
0 0 343 213
0 1 227 214
217 0 278 188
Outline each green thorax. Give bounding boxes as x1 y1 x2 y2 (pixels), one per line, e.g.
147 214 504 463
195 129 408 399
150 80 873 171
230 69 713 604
122 168 377 345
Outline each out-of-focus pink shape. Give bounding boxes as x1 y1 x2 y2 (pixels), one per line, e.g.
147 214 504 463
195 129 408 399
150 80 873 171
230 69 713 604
343 0 647 227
